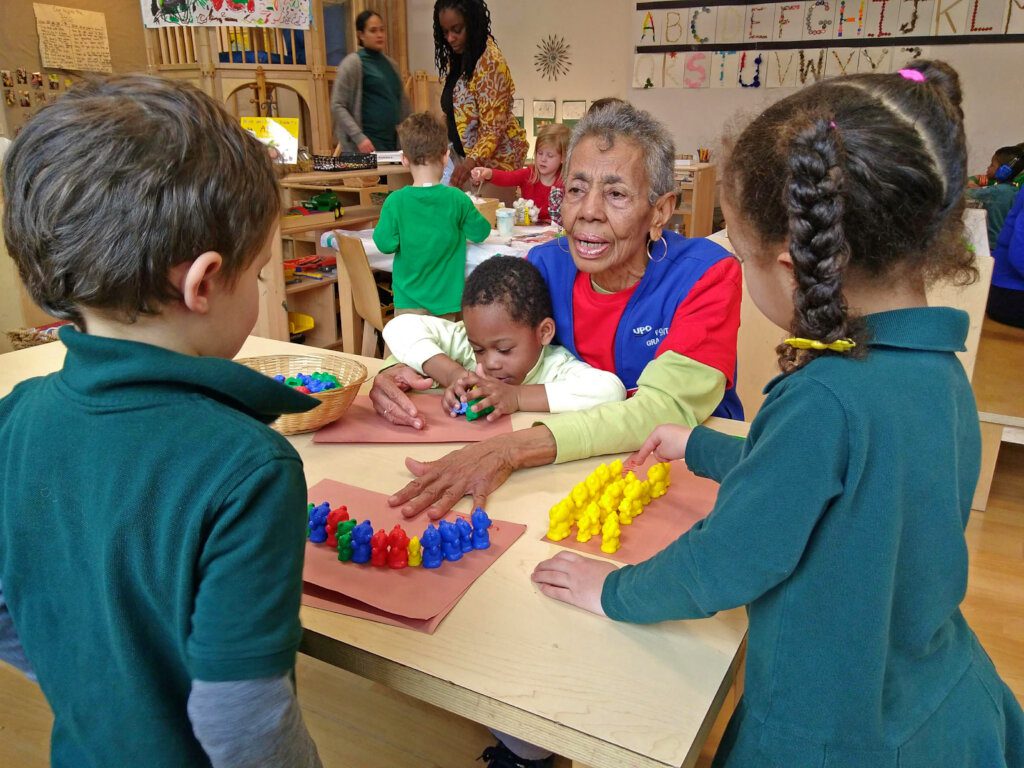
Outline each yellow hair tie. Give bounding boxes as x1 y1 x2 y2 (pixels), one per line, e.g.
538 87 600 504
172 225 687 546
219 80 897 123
784 337 857 352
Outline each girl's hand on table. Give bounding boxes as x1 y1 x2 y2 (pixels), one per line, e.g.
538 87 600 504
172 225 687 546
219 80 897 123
626 424 693 468
532 551 615 617
369 364 435 430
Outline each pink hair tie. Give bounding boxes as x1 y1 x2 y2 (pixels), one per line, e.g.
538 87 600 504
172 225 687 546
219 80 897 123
898 68 926 82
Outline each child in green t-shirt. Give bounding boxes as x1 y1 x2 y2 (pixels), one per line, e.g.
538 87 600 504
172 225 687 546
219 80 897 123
0 76 322 768
373 112 491 317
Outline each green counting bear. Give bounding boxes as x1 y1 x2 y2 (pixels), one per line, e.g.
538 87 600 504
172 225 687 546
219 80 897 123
337 519 357 562
464 397 494 422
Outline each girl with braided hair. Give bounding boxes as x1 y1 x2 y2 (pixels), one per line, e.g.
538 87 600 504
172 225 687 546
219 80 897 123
533 60 1023 767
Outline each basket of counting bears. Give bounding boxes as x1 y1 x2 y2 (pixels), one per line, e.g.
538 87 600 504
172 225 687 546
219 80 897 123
235 353 367 435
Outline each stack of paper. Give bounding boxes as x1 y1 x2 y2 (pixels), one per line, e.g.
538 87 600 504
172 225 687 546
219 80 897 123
375 151 404 165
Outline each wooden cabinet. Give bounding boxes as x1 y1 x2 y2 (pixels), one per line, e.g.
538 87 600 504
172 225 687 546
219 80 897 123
255 165 412 346
672 162 716 238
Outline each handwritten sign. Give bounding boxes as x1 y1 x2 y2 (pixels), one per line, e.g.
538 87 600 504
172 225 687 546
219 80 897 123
34 4 112 74
241 117 300 162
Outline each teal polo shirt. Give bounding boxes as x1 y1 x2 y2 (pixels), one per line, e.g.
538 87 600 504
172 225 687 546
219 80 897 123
603 308 1024 765
0 328 317 768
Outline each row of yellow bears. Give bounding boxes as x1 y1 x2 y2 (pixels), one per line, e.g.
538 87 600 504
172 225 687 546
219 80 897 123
546 459 671 554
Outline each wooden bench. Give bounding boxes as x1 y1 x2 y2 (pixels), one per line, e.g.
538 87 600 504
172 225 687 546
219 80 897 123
971 318 1024 510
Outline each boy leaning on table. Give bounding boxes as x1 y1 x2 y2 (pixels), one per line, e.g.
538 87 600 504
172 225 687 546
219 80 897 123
0 75 324 768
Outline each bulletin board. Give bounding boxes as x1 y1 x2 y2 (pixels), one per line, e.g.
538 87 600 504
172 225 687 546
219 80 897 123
633 0 1024 89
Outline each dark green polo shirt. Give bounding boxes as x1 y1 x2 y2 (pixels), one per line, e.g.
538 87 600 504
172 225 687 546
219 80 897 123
0 328 316 768
603 308 1022 763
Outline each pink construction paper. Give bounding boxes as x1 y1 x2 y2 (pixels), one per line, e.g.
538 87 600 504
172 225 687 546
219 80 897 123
302 583 454 634
313 394 513 444
541 458 720 565
302 479 525 631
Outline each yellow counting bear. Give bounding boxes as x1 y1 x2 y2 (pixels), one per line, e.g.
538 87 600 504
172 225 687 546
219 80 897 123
546 499 573 541
647 462 671 498
600 512 621 554
576 502 601 542
407 536 422 567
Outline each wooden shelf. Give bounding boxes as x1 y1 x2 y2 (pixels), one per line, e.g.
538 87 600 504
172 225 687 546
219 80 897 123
673 163 716 238
286 275 338 295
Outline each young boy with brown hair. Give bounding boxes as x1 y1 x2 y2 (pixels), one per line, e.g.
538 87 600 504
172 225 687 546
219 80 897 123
0 75 322 768
373 111 491 318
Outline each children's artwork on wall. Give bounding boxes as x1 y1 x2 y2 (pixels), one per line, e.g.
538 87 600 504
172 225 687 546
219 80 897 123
4 90 15 107
632 53 664 89
1 71 12 88
633 0 1024 90
16 68 28 85
241 116 300 162
663 51 683 87
34 90 46 105
19 91 31 108
31 73 43 89
48 74 60 90
142 0 311 29
534 34 572 81
561 100 586 129
512 97 525 130
532 99 556 135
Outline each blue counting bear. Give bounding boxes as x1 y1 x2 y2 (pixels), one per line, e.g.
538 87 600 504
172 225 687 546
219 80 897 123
351 520 374 564
307 501 331 543
470 507 492 550
420 524 443 569
438 520 463 562
455 517 473 553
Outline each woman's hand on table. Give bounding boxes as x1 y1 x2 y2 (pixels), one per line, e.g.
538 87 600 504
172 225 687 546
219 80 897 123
450 157 479 189
625 424 693 469
357 138 376 154
532 551 614 617
389 425 559 519
369 364 435 430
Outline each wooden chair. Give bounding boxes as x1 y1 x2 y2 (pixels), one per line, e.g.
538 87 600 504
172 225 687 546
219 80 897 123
333 232 393 358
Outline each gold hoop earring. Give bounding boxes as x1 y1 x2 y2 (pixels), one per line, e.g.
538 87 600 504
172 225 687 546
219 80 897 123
646 236 668 263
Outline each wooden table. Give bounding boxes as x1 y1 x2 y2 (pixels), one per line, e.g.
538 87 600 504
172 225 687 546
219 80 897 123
0 336 748 768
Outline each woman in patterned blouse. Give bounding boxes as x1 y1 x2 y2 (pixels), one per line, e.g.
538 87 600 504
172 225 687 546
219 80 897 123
433 0 528 196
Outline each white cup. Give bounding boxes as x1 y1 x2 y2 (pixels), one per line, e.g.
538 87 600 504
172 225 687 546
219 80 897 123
495 207 515 237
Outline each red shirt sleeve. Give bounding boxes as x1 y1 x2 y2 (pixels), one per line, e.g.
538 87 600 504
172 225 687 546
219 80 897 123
488 167 531 187
655 257 742 387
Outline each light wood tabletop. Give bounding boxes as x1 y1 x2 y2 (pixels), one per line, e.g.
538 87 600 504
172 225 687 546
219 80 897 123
0 335 748 768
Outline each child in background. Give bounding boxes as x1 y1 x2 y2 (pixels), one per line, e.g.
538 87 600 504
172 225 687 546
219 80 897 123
469 123 569 225
374 111 491 318
0 76 322 768
383 255 625 420
988 184 1024 328
534 61 1024 767
966 144 1024 250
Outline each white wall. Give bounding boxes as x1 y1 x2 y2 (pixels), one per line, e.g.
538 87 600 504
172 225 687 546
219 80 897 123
406 0 1024 170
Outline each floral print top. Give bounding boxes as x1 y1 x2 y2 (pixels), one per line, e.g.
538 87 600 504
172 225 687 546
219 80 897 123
452 38 528 170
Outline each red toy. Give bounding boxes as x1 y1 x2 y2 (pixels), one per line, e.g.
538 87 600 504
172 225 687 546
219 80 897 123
386 525 410 569
324 506 350 547
370 529 389 566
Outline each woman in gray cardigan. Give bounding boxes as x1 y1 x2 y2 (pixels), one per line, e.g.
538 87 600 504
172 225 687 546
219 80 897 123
330 10 411 153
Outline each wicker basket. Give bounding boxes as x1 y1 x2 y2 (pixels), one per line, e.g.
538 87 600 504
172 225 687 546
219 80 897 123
235 353 367 435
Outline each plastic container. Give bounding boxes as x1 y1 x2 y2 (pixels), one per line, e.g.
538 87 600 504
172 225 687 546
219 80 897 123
495 207 515 237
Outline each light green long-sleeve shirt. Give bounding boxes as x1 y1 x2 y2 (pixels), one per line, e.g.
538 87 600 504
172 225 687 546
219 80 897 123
382 314 626 412
535 350 726 462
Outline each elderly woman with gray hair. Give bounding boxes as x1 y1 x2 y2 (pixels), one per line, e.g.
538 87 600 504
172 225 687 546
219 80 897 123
370 101 744 526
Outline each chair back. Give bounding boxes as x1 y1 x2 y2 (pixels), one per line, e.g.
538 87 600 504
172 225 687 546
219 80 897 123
334 232 387 332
